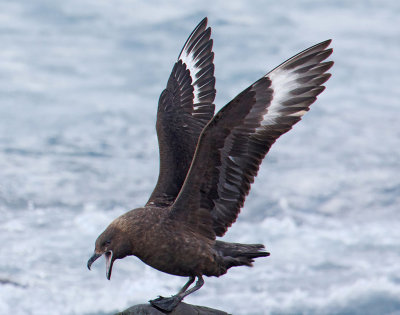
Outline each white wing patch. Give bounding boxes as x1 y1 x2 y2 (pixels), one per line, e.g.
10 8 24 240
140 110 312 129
254 40 333 131
175 18 215 112
267 68 302 116
254 67 304 131
179 50 202 104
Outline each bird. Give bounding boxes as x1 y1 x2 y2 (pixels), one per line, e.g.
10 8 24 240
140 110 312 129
87 17 333 312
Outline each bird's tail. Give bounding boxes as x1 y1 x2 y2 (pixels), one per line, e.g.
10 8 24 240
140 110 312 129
214 240 270 270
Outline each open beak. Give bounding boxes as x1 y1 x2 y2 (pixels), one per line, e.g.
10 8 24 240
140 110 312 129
87 252 101 270
87 251 114 280
105 251 114 280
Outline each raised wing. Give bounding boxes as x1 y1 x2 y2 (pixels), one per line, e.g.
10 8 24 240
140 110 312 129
147 18 216 207
170 40 333 238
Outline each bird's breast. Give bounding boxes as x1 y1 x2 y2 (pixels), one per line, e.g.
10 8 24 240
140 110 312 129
135 218 217 277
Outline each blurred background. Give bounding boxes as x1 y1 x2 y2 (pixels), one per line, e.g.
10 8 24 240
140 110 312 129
0 0 399 314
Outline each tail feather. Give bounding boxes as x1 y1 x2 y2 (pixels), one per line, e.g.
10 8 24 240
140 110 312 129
214 241 270 270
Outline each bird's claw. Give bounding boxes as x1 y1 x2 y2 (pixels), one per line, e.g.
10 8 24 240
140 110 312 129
150 295 182 312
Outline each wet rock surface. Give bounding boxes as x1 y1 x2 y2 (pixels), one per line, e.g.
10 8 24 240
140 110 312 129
116 302 230 315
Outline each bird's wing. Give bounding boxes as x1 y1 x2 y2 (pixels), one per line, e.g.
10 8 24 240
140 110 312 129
147 18 216 207
169 40 333 239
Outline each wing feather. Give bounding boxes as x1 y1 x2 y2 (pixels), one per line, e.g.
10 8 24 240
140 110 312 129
170 40 333 238
147 18 216 207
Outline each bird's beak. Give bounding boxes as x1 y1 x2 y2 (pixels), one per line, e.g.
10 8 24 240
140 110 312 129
87 250 114 280
105 251 114 280
87 252 101 270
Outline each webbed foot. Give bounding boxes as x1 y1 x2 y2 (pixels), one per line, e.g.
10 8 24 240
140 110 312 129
150 295 182 312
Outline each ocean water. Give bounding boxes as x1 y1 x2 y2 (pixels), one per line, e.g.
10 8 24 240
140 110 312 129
0 1 399 314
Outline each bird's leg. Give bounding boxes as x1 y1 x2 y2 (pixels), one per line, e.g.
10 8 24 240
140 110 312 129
150 276 204 312
176 275 204 299
177 276 195 295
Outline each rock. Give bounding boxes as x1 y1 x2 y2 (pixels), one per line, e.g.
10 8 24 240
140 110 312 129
116 302 231 315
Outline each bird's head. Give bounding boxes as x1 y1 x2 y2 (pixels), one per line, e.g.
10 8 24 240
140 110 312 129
87 222 131 280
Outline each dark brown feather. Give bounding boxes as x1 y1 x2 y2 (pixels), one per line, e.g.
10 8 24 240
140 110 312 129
147 18 216 207
170 40 333 238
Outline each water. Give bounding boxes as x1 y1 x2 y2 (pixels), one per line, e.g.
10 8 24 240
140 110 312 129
0 1 399 314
